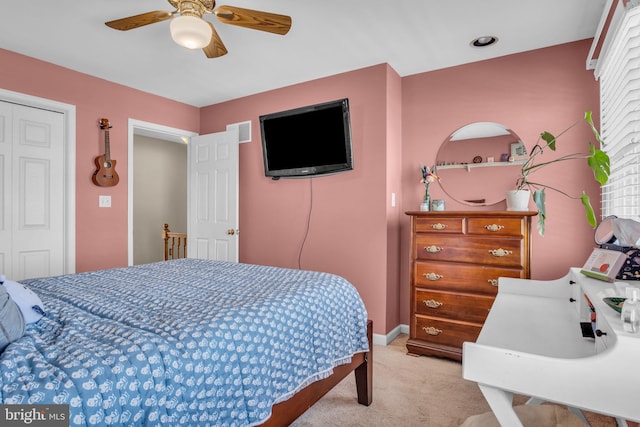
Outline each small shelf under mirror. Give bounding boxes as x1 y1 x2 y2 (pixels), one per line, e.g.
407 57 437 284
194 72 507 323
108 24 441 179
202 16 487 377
438 160 526 171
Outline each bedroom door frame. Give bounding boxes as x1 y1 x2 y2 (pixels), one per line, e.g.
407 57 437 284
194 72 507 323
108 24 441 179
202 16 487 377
0 88 76 276
127 119 197 266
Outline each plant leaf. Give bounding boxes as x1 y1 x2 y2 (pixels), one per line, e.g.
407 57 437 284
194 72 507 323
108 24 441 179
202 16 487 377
533 189 546 236
584 111 606 147
587 142 610 185
581 192 597 228
540 131 557 151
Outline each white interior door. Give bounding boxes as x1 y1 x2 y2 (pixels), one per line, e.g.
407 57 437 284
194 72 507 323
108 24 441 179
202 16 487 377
0 101 65 280
188 128 239 262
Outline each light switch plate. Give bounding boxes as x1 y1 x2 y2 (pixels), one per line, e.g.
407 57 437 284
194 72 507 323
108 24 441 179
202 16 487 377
99 195 111 208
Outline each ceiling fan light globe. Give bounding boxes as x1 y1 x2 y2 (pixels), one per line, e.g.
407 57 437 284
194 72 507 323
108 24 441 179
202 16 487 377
170 15 212 49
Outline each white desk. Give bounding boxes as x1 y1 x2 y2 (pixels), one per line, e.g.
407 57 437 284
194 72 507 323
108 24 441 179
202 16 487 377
462 268 640 426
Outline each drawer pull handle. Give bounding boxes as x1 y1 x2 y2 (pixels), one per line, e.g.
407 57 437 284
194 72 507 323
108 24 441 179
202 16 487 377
488 279 499 287
423 299 443 308
424 245 443 253
484 224 504 232
423 272 443 281
423 326 442 336
431 223 447 230
489 248 512 257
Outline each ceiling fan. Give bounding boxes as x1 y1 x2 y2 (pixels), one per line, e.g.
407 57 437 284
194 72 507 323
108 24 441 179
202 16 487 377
105 0 292 58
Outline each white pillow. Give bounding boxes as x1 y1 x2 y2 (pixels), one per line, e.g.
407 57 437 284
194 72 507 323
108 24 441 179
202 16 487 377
0 275 45 324
0 285 25 351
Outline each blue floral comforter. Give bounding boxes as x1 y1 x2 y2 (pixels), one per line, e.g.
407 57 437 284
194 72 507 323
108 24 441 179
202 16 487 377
0 259 369 426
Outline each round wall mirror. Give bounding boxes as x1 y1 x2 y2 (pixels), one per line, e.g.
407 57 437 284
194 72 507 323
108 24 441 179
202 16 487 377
435 122 526 206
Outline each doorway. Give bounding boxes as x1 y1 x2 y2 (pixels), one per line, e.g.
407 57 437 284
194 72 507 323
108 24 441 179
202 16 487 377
132 136 187 265
127 119 196 266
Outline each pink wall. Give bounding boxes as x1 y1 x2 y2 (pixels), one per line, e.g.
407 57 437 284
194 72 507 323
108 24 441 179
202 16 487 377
0 49 200 272
1 39 601 335
384 67 404 334
401 39 601 322
199 65 399 334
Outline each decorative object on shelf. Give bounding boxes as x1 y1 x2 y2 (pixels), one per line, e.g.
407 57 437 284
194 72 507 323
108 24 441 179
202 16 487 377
514 111 610 236
501 153 509 162
505 189 531 211
419 164 439 211
473 155 482 163
92 118 120 187
510 141 528 161
431 199 445 211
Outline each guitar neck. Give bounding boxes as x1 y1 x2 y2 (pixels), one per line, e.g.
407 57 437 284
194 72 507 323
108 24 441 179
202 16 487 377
104 129 111 162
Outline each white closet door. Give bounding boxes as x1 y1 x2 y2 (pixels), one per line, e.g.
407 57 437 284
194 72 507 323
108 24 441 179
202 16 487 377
0 102 11 276
0 102 65 280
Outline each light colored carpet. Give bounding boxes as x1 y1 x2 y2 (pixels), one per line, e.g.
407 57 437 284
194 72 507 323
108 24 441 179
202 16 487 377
290 334 617 427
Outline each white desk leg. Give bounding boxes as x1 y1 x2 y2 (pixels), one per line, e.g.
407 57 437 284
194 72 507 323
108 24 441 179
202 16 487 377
478 384 523 427
526 397 590 425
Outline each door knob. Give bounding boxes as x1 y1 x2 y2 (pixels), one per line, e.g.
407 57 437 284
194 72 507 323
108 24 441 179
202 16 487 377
227 229 235 235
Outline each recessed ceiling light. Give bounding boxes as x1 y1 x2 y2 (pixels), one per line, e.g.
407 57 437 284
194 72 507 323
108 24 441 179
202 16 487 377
470 36 498 48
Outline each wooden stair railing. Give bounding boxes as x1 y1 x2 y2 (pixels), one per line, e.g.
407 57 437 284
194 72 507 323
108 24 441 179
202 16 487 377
162 223 187 260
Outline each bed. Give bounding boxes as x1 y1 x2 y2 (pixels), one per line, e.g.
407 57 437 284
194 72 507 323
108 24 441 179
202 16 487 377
0 258 372 426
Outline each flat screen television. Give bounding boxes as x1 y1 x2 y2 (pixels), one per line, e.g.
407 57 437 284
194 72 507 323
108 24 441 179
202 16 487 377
259 98 353 179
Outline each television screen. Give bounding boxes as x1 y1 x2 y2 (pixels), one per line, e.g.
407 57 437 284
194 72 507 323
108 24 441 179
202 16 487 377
259 98 353 179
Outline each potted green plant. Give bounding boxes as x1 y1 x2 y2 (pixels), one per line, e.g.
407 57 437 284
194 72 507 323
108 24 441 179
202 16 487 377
513 111 610 235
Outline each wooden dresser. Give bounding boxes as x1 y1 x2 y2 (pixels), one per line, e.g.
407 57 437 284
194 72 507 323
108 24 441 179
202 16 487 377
406 211 537 361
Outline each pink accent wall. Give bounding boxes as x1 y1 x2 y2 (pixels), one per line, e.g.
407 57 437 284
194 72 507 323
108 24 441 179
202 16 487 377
0 49 200 272
0 39 600 335
200 64 401 334
401 39 600 323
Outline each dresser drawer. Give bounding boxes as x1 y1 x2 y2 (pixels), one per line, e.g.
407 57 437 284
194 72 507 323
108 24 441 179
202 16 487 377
415 235 523 267
414 315 482 349
415 261 523 295
415 290 493 323
467 217 525 237
415 217 463 234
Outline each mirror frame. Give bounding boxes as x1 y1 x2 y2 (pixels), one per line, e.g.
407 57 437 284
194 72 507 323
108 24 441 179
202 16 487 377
435 122 525 206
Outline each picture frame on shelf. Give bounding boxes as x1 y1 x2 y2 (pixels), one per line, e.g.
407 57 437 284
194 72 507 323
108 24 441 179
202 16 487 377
510 141 528 161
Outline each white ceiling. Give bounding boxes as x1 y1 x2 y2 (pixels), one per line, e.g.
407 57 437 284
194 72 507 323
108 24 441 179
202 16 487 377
0 0 607 107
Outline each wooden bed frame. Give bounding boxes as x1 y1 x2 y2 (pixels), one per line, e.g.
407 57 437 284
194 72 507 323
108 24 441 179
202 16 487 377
260 319 373 426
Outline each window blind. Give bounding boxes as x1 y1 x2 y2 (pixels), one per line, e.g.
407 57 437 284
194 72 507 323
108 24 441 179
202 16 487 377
598 2 640 219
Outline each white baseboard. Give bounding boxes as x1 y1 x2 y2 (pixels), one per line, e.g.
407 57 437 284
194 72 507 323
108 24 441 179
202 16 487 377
372 324 409 346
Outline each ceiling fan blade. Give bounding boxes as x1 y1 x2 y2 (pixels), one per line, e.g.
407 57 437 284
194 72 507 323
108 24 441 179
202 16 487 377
105 11 174 31
214 6 291 35
203 22 228 58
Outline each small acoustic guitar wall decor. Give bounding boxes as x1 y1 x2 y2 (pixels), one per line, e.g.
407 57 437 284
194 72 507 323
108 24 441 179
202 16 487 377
93 118 119 187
